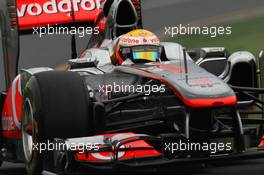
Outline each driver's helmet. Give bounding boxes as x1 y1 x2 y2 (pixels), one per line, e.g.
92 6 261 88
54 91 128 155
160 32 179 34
113 29 161 65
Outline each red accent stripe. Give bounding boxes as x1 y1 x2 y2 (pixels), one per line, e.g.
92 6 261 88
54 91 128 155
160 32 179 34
183 96 237 108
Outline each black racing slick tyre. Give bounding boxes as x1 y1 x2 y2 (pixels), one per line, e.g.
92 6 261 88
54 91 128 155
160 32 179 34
21 71 92 175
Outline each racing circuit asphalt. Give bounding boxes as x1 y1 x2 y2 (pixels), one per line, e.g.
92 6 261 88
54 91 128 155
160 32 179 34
1 0 264 174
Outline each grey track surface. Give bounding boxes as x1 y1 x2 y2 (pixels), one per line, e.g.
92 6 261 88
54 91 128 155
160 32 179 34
142 0 264 32
1 0 264 174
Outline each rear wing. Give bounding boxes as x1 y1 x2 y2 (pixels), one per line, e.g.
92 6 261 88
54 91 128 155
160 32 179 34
17 0 142 31
17 0 103 30
0 0 142 89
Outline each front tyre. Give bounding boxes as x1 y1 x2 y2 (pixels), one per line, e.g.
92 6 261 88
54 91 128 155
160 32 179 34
22 71 92 175
22 94 42 175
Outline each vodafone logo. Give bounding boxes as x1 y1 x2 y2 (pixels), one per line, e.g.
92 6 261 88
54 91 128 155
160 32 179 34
120 36 160 46
17 0 101 17
121 37 140 44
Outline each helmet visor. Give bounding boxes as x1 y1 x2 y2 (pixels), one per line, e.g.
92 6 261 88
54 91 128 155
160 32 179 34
132 45 160 62
120 45 161 63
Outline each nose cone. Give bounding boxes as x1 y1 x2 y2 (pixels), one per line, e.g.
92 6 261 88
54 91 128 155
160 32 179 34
138 62 237 108
117 61 237 108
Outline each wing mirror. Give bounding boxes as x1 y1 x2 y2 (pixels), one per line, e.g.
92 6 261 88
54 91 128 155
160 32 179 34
68 57 99 69
258 50 264 88
259 50 264 59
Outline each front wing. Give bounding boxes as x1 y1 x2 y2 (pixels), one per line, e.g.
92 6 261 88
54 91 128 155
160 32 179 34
41 133 264 174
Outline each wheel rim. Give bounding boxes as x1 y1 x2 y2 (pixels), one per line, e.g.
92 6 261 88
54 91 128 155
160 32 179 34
22 98 34 162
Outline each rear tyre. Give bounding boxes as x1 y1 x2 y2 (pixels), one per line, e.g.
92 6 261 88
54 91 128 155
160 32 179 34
22 71 92 175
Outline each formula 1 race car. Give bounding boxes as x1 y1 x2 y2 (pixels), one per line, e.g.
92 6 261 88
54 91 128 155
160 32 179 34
1 0 264 175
